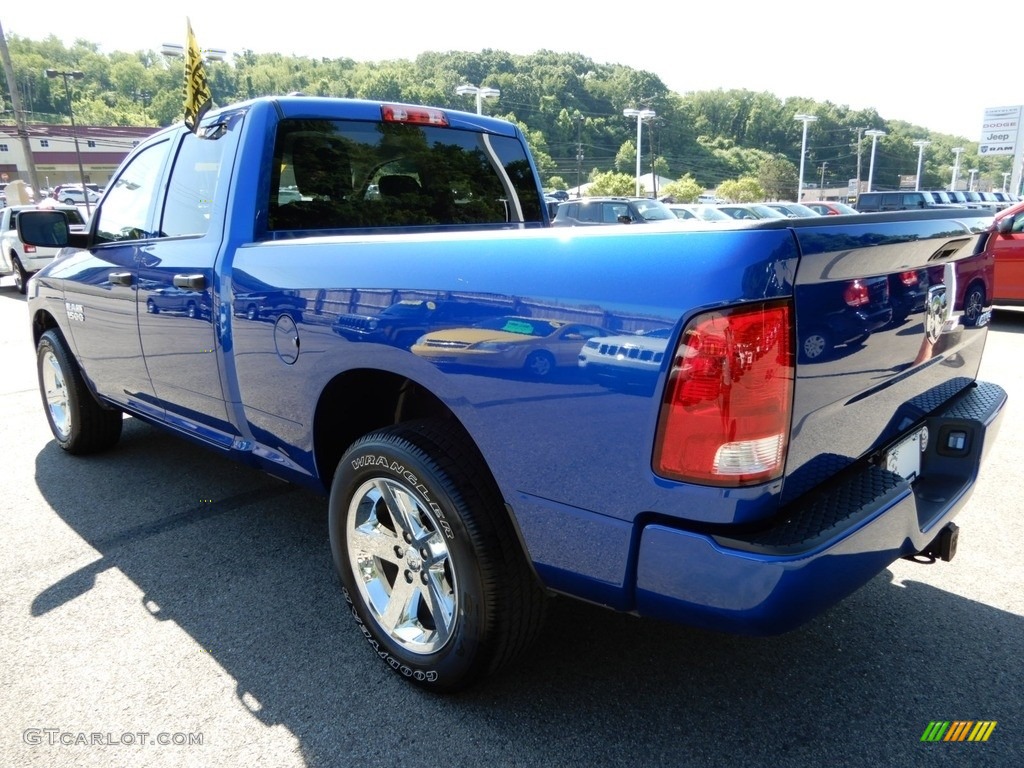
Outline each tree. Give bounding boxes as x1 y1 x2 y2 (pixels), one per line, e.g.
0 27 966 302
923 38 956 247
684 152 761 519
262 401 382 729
717 176 764 203
659 174 704 203
586 171 637 197
546 175 568 191
614 140 636 174
758 155 798 200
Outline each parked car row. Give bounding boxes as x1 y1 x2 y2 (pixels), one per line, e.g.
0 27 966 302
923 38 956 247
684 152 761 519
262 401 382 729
855 189 1020 213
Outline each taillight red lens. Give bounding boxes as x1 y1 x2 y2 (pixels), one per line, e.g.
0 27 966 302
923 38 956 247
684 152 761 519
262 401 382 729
843 280 870 307
653 301 794 486
381 105 449 126
899 270 919 286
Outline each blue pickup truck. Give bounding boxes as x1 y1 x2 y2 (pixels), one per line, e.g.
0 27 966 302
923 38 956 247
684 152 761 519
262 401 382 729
21 96 1005 691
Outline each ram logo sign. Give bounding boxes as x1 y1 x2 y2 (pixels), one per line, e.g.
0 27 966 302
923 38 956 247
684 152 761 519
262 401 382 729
979 105 1021 156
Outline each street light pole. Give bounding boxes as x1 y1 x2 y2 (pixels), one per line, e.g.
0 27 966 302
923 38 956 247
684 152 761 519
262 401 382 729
912 139 931 191
793 114 817 202
864 129 886 192
623 107 655 197
45 68 91 216
1003 172 1012 193
455 84 500 115
968 168 979 192
950 147 964 191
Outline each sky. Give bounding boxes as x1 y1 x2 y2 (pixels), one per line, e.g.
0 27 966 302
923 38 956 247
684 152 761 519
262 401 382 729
2 2 1020 141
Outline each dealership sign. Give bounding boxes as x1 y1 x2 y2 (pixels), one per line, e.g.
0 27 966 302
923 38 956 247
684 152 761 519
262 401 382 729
979 105 1021 155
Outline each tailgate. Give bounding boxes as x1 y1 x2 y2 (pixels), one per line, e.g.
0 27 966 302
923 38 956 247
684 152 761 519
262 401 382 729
782 209 994 504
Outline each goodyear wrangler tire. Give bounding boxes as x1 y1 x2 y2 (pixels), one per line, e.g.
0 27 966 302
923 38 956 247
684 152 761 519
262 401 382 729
36 329 123 454
329 419 546 692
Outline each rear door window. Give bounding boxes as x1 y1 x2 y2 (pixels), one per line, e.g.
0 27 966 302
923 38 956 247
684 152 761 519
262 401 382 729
269 117 542 232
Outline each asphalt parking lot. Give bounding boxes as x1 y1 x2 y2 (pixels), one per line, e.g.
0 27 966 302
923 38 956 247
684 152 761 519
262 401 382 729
1 279 1021 767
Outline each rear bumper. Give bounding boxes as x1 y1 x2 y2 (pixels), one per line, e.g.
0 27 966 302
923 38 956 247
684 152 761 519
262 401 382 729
634 380 1006 635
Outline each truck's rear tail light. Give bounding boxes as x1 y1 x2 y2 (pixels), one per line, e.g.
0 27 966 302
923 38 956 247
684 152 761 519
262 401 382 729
843 280 870 307
653 301 794 486
899 270 919 286
381 105 449 126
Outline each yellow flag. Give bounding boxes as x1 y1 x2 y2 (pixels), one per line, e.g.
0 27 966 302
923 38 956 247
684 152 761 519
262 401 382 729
184 18 212 133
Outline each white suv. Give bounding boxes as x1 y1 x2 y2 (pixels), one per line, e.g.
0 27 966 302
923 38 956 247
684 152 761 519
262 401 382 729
1 205 86 293
58 187 101 205
578 328 672 389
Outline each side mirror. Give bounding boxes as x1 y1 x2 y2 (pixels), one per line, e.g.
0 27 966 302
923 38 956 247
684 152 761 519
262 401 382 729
617 214 632 224
17 210 71 248
996 215 1015 235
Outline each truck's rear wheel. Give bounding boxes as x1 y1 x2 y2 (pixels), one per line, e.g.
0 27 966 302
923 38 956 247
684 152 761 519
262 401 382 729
12 255 29 295
36 329 123 454
329 419 546 691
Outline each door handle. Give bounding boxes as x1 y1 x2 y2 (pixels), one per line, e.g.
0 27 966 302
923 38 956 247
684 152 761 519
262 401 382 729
108 271 133 286
173 273 207 291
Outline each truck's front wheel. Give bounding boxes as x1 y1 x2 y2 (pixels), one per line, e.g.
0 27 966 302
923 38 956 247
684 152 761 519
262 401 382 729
329 419 545 692
36 329 123 454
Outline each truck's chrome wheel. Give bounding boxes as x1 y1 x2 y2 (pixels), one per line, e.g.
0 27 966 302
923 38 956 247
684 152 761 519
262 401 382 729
36 329 123 454
330 420 547 691
346 476 457 655
40 348 71 440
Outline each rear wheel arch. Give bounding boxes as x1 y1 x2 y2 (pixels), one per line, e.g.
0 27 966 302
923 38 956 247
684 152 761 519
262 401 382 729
314 369 474 491
311 367 537 564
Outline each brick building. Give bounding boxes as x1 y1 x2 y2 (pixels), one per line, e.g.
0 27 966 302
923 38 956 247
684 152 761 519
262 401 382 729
0 124 160 193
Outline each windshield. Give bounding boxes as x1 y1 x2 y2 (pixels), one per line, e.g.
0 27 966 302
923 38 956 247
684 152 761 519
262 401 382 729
474 317 559 336
634 200 675 221
381 301 429 318
749 205 789 219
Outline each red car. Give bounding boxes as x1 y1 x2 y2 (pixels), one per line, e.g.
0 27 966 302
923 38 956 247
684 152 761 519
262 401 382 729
990 200 1024 305
803 201 859 216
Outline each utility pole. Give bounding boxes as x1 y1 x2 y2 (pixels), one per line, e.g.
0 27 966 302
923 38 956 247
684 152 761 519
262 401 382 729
818 161 828 199
854 127 865 198
0 19 42 196
575 113 583 198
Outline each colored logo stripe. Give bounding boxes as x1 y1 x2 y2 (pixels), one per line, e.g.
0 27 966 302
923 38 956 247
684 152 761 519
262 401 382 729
920 721 996 742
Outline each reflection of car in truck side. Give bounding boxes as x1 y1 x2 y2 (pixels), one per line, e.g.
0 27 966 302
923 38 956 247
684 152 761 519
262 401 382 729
20 95 1006 693
411 316 608 377
332 299 508 349
578 328 671 388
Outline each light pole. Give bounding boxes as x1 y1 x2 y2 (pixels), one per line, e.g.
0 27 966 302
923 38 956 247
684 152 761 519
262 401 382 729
1003 172 1012 193
950 147 964 190
864 129 886 192
968 168 979 192
160 43 227 61
455 84 500 115
794 113 817 201
45 68 91 216
623 107 655 196
912 139 931 191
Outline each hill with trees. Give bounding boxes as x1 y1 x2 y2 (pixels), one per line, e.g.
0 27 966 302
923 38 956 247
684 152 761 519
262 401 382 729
1 34 1010 198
